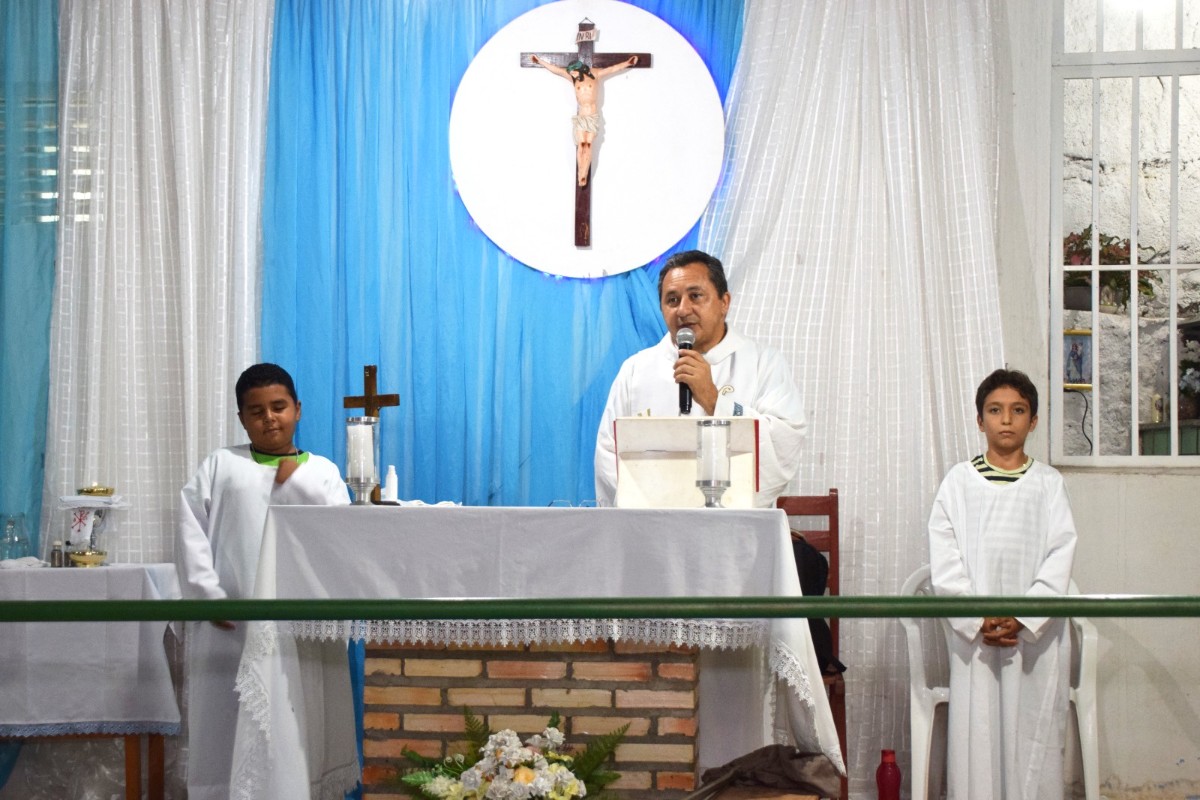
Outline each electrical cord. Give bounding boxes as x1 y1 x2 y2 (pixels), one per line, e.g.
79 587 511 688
1066 388 1092 454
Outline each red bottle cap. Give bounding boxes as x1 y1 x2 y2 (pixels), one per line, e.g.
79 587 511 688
881 749 896 762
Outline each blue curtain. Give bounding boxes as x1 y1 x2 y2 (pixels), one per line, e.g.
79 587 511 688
0 3 57 538
0 1 57 783
262 0 743 506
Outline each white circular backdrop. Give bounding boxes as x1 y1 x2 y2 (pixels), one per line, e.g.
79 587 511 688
449 0 724 278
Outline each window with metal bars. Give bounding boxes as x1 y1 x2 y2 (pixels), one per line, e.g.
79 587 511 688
1051 0 1200 464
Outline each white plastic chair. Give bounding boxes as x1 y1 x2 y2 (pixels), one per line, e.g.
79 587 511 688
899 565 1099 800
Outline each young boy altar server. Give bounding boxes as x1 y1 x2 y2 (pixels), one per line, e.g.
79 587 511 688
927 368 1078 800
176 363 350 800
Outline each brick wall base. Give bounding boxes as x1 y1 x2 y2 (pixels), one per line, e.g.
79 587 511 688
361 640 700 800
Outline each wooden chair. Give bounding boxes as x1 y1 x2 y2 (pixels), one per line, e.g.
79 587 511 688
776 490 846 800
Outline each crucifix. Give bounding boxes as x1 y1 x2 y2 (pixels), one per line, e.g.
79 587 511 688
343 365 399 504
522 19 651 248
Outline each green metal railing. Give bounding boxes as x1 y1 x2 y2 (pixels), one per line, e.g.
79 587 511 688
2 595 1198 624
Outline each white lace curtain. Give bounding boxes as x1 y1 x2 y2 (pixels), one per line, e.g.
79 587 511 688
700 1 1005 794
42 0 272 562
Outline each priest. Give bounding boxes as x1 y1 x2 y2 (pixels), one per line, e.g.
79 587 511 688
594 250 806 507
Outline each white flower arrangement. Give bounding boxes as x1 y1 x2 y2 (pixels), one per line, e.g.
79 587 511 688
400 712 626 800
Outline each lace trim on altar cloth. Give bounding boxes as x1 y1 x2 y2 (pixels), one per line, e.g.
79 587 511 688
289 618 771 649
0 721 181 737
232 620 280 800
769 639 846 774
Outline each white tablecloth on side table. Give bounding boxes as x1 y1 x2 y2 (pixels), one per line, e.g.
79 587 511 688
232 506 843 800
0 563 181 737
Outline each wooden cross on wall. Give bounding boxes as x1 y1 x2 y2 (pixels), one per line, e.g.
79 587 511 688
521 19 651 248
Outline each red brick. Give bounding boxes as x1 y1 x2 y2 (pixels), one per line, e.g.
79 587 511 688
405 658 482 678
531 688 612 708
657 662 697 681
615 689 695 709
364 737 442 758
487 661 568 680
609 771 653 790
657 716 698 737
615 743 694 763
361 764 398 786
657 771 697 790
404 713 468 733
569 715 651 736
365 657 403 676
364 712 400 731
364 686 442 706
447 687 526 707
572 662 652 682
488 713 557 733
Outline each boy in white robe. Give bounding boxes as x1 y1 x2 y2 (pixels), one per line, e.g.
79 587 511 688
594 250 806 507
928 368 1078 800
176 363 350 800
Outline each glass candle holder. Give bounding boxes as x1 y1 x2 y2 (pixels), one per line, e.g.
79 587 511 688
345 416 379 504
696 419 731 508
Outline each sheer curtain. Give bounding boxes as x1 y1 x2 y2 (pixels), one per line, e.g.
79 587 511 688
261 0 743 506
44 0 273 562
700 1 1005 794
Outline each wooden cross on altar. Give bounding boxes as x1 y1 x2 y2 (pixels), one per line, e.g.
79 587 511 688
344 365 398 504
343 365 400 418
521 19 651 248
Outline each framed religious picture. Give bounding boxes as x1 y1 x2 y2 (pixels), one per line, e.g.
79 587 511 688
1063 329 1092 390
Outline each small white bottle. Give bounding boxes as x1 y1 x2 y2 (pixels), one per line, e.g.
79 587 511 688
382 465 398 503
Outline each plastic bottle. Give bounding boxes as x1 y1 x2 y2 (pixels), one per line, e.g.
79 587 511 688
382 465 398 502
876 749 900 800
50 541 65 568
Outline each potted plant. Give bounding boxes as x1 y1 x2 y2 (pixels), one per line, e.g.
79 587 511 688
1062 225 1158 312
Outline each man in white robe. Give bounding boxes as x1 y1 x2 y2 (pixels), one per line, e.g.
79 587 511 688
177 365 350 800
594 250 806 507
928 369 1078 800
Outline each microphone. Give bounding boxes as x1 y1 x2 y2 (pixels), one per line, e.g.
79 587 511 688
676 328 695 415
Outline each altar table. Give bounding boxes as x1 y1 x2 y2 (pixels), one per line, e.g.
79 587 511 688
0 563 181 799
231 506 843 800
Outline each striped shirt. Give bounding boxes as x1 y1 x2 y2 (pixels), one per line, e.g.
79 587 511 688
971 453 1033 483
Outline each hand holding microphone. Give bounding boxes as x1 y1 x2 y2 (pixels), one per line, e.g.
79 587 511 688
676 328 695 415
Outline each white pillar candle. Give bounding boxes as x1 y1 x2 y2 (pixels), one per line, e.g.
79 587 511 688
346 422 375 481
696 421 730 483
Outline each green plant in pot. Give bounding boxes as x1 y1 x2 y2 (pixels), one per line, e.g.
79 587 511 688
1062 225 1158 311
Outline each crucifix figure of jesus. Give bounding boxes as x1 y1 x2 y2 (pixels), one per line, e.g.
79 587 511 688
531 53 638 188
522 19 651 246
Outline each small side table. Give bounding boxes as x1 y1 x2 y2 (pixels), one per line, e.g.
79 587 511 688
0 563 181 798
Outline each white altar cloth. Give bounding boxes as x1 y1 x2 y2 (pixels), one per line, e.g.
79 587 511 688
232 506 843 800
0 563 181 736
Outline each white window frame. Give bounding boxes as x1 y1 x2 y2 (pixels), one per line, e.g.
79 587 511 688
1050 1 1200 466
